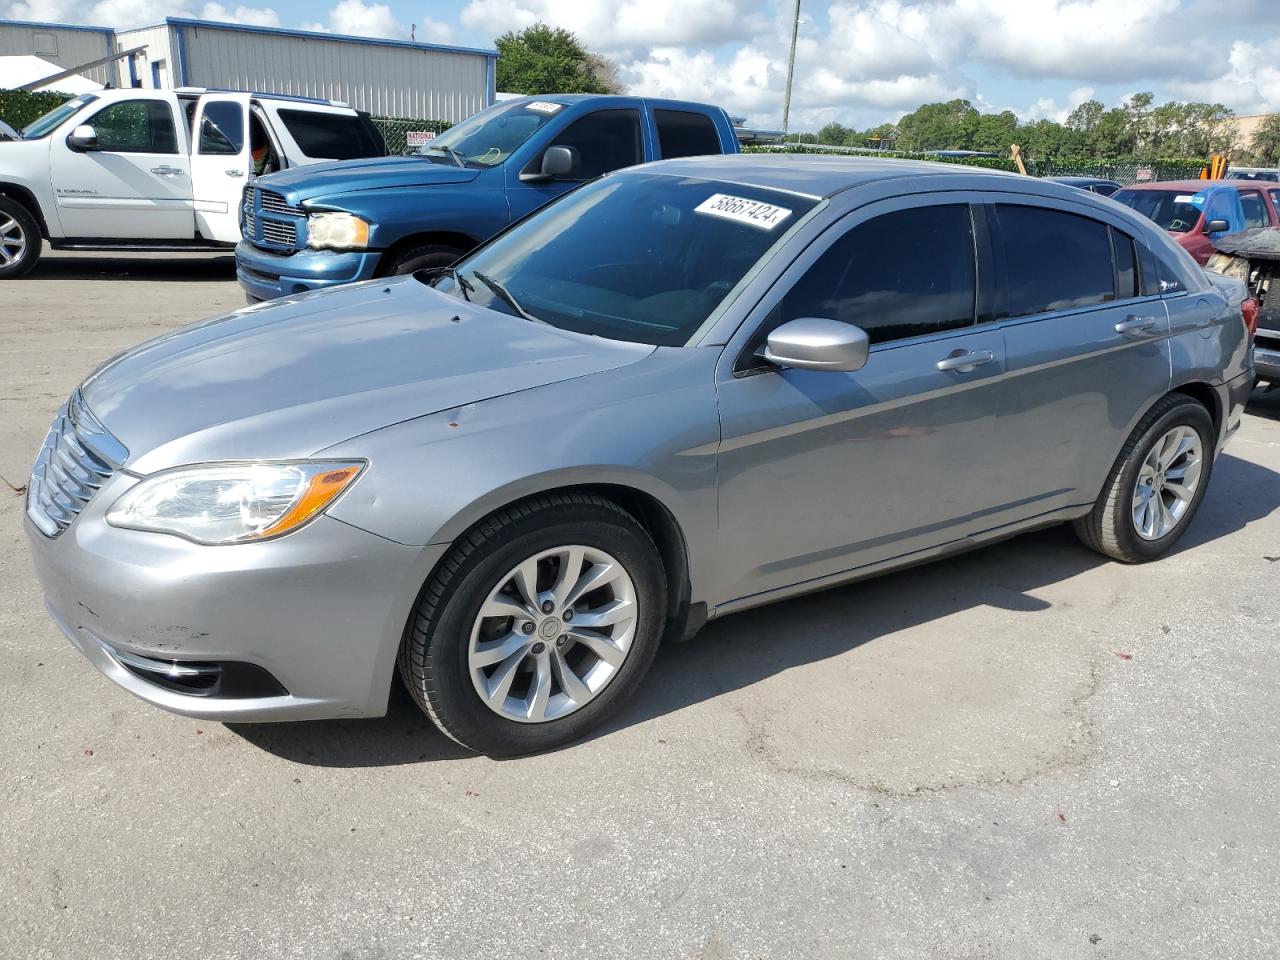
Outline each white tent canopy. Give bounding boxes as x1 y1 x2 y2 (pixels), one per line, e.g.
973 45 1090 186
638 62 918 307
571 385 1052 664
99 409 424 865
0 55 103 94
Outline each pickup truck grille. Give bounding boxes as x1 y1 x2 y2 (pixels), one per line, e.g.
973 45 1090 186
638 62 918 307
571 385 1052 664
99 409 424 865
26 391 127 539
243 185 305 253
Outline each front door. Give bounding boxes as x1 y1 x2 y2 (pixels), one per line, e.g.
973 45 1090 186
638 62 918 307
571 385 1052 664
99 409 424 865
190 93 252 243
48 96 193 239
714 198 1007 604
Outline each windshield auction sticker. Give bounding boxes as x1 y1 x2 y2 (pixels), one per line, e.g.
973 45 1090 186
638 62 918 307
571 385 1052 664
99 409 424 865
694 193 793 229
525 101 563 114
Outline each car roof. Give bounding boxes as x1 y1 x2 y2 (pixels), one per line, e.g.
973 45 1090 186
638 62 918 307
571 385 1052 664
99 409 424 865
626 153 1026 198
1050 176 1120 186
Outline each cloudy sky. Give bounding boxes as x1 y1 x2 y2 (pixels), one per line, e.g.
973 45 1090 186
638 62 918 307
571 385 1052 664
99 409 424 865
5 0 1279 129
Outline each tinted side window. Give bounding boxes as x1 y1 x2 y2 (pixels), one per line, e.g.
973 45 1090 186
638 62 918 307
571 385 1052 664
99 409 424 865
1112 228 1138 299
780 204 976 346
1240 191 1266 229
995 205 1114 317
1270 189 1280 211
90 100 177 153
1138 242 1187 296
277 109 382 159
551 110 643 180
198 101 244 155
654 109 722 159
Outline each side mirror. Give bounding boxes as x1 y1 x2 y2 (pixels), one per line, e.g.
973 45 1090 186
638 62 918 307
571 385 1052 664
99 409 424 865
67 124 99 151
764 317 870 372
1204 218 1230 234
520 144 577 183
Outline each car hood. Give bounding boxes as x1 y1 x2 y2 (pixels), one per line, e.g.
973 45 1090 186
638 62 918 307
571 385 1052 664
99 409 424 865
255 156 481 204
81 278 653 474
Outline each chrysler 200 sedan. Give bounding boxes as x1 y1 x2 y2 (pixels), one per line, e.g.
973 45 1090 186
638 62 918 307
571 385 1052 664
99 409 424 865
27 156 1255 756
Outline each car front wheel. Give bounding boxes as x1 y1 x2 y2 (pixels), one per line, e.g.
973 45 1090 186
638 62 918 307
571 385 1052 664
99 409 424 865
399 493 667 756
0 197 41 279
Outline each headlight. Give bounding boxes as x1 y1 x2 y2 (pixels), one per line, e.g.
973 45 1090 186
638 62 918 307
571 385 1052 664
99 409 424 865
306 212 370 250
106 461 364 544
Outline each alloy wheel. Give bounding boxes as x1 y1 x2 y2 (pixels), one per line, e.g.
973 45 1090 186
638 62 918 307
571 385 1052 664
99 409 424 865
467 545 637 723
0 214 26 267
1132 424 1203 540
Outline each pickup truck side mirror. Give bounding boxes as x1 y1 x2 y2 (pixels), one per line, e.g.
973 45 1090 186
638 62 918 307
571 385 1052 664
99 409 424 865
1204 218 1230 234
67 124 99 151
520 145 578 183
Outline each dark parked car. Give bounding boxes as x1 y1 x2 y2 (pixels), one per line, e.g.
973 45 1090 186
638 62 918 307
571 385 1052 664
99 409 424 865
1049 176 1122 197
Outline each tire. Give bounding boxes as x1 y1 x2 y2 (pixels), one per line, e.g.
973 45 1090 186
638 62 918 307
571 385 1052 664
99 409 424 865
1073 394 1215 563
0 197 41 279
399 493 667 756
382 243 463 277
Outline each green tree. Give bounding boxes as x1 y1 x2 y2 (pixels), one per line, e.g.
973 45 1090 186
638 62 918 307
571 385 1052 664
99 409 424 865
817 121 851 145
495 23 611 95
972 110 1018 152
895 99 980 151
1249 114 1280 165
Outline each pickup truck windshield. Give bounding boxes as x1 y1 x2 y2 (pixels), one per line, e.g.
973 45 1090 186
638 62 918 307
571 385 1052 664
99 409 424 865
426 172 819 346
1113 189 1205 233
21 94 97 140
409 100 560 167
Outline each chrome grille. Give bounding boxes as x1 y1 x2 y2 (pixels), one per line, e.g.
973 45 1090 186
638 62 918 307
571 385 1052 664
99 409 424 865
260 219 297 246
260 190 303 217
242 184 256 237
26 391 127 539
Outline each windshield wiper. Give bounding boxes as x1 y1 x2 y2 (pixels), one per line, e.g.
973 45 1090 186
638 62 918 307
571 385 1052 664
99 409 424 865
426 144 466 168
471 271 542 324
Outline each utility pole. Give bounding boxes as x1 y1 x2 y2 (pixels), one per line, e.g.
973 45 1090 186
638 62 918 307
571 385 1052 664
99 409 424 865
781 0 801 137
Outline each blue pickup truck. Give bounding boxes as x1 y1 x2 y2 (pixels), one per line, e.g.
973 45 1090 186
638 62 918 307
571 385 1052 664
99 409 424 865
236 94 742 301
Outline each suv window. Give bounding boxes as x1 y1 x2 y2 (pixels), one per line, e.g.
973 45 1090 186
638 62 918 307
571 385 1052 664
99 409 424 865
89 100 177 154
198 101 244 155
1240 191 1267 229
994 205 1114 317
550 109 643 180
779 204 977 345
654 109 722 159
277 109 382 159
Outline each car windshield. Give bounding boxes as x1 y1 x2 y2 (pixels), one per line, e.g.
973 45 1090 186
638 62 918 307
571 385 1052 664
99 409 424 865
1113 189 1204 233
423 171 820 346
21 94 97 140
408 100 561 167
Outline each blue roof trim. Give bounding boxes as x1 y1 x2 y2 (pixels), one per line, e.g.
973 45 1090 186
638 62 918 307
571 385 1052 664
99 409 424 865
162 17 498 58
173 22 189 85
0 17 114 36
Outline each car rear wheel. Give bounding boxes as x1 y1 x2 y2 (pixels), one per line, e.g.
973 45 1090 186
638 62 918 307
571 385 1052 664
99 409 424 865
383 243 464 277
0 197 41 279
399 493 666 756
1074 394 1215 562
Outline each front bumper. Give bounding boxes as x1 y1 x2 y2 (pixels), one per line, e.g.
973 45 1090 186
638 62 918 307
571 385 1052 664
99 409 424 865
26 477 445 722
235 240 382 302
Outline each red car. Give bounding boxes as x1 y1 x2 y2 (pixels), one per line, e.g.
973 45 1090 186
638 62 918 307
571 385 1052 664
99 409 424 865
1112 179 1280 264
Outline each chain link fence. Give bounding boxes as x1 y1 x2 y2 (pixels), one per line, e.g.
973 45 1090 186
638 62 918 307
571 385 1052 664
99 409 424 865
370 116 452 155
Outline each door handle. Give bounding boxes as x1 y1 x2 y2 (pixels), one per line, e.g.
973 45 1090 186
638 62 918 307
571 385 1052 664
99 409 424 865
936 349 995 373
1115 315 1157 335
150 165 184 176
225 168 245 177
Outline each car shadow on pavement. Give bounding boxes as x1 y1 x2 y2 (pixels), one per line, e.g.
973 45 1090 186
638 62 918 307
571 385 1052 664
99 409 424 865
1247 386 1280 421
28 254 237 282
229 450 1280 767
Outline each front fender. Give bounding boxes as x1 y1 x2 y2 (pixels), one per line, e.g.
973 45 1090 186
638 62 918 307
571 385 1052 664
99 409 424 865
306 182 511 251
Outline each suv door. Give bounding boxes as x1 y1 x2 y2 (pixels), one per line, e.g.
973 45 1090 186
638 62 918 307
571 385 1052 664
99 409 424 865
989 201 1171 524
506 107 645 222
190 93 251 243
714 196 1007 602
48 95 193 239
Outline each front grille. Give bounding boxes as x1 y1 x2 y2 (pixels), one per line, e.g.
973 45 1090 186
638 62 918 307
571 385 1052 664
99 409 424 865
260 219 297 246
26 391 127 538
242 184 256 237
260 189 303 217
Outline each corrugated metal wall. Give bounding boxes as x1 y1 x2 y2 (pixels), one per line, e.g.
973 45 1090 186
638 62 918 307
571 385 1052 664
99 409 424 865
0 21 116 85
114 24 174 89
179 23 490 122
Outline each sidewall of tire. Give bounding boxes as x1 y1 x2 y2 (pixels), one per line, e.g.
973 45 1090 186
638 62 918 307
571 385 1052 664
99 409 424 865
1104 400 1215 560
385 244 462 277
0 197 41 279
404 505 666 755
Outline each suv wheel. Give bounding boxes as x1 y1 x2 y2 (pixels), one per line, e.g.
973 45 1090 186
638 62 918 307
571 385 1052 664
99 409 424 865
399 493 666 756
384 243 463 277
1074 394 1215 562
0 197 41 279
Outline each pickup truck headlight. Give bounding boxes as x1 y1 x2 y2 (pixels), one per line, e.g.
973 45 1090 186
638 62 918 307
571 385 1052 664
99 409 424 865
307 212 370 250
106 461 364 544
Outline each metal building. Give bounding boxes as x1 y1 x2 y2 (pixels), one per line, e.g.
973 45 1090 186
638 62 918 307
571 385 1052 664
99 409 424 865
114 18 496 122
0 19 117 86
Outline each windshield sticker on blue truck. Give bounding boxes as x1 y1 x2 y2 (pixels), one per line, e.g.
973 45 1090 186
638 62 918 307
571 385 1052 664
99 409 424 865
1175 193 1206 206
525 101 563 114
694 193 793 230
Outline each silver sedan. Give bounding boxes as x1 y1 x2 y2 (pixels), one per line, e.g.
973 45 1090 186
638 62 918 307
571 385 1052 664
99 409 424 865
26 156 1256 755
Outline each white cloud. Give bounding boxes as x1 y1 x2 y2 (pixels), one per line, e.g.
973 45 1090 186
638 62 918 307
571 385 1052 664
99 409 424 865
322 0 405 38
1164 39 1280 115
415 17 454 43
199 3 281 27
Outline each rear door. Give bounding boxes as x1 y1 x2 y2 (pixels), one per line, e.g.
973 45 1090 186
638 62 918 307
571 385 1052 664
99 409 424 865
1238 188 1269 230
48 94 193 239
190 93 251 243
989 200 1171 524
